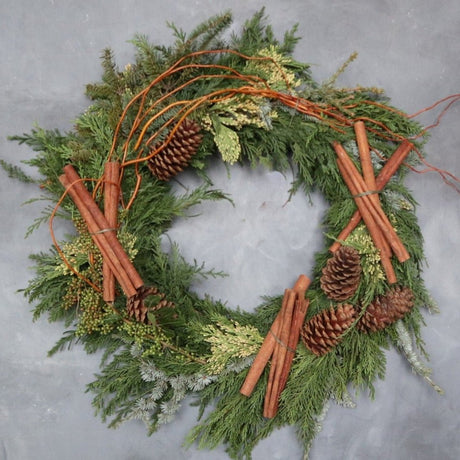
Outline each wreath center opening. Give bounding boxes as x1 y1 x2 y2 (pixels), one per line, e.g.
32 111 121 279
164 160 327 311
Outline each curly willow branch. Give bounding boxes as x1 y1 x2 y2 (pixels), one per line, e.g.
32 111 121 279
106 49 418 208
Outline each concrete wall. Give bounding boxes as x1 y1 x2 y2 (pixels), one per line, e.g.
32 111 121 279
1 1 459 459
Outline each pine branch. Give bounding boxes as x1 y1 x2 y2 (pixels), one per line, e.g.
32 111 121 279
129 34 165 79
9 126 70 199
336 329 388 397
0 159 36 183
88 348 148 423
48 330 78 356
322 51 358 89
8 127 67 152
24 251 76 325
185 11 233 52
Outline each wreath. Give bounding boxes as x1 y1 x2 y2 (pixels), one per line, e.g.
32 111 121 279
4 10 459 459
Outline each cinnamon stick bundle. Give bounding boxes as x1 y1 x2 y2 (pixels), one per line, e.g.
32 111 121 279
264 295 310 418
277 297 309 394
333 142 410 263
103 161 120 302
59 165 144 299
263 289 296 418
330 139 413 253
240 274 310 419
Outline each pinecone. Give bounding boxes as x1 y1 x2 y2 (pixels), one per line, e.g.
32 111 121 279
301 304 357 356
357 286 414 333
127 286 175 323
147 119 202 181
320 246 362 301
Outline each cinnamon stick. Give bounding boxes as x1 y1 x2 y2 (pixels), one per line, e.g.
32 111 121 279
240 274 310 397
102 162 120 302
59 174 137 298
354 122 375 189
354 122 391 259
270 297 310 416
292 274 311 298
263 289 296 418
354 123 396 283
334 143 410 263
375 140 414 189
330 139 413 252
239 310 282 398
262 289 292 416
63 165 144 290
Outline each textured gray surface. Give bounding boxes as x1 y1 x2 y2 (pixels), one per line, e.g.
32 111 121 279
1 1 459 459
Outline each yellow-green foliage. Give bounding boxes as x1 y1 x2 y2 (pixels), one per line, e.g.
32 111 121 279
75 288 113 336
55 218 100 276
346 225 385 283
211 96 275 130
201 316 263 374
201 94 277 164
249 45 300 90
57 218 138 277
56 218 139 336
212 121 242 164
118 320 167 356
200 45 300 164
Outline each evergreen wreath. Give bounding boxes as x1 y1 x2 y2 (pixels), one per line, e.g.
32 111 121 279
4 9 458 459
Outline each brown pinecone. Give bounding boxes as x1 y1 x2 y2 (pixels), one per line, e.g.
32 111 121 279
320 246 362 301
301 304 357 356
127 286 175 323
147 119 202 181
357 286 414 333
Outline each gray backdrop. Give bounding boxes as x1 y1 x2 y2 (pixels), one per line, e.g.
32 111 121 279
1 1 459 459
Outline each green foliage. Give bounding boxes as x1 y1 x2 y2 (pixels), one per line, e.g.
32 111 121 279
8 127 78 234
47 330 78 356
200 315 263 374
0 159 36 183
5 8 440 460
88 348 149 424
345 225 386 305
9 127 69 188
166 11 233 59
230 7 301 57
212 118 242 163
187 367 266 458
23 250 76 325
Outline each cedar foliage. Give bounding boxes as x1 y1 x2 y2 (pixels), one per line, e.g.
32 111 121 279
3 9 439 460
